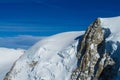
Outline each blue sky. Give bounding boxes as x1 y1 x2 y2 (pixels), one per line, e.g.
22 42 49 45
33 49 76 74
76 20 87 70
0 0 120 49
0 0 120 37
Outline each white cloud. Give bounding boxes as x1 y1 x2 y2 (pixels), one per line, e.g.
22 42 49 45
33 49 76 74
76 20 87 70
0 35 45 49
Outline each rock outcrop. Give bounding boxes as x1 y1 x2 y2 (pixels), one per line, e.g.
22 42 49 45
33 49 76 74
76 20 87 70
71 18 115 80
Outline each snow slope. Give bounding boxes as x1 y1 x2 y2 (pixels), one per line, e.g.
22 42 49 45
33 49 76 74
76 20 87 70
0 48 25 80
101 16 120 42
4 31 84 80
100 16 120 58
101 16 120 80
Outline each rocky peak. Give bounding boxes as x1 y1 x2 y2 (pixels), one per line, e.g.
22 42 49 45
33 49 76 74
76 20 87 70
71 18 115 80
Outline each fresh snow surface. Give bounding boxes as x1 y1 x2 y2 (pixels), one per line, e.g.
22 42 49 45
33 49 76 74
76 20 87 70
101 16 120 80
101 16 120 42
0 48 25 80
7 31 84 80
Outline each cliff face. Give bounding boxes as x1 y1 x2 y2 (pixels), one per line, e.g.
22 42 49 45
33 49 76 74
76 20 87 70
71 18 115 80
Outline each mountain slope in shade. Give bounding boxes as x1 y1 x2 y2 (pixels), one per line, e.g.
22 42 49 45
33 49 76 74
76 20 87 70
100 17 120 80
4 16 120 80
0 48 25 80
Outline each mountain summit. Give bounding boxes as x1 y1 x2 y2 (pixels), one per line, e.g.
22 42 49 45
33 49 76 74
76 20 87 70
4 16 120 80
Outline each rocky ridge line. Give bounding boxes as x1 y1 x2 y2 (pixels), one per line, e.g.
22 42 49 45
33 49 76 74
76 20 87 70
71 18 115 80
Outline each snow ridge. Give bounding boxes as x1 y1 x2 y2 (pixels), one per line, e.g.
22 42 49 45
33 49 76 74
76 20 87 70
4 31 84 80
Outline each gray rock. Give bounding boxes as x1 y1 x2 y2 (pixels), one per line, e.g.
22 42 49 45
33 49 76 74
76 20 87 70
71 18 115 80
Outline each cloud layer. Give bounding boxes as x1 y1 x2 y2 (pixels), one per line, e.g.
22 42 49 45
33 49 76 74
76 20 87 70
0 35 45 49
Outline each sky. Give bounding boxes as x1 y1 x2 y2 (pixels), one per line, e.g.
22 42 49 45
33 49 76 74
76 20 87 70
0 0 120 49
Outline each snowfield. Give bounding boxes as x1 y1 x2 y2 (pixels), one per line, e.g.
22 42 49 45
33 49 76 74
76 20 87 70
0 48 25 80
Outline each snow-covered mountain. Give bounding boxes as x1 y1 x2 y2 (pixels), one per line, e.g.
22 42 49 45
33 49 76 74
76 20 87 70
0 48 25 80
3 31 84 80
3 16 120 80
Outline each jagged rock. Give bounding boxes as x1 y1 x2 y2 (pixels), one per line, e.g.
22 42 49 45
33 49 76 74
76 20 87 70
93 53 115 80
71 18 115 80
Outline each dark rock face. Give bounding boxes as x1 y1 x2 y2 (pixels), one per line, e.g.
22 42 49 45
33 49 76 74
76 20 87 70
71 18 115 80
